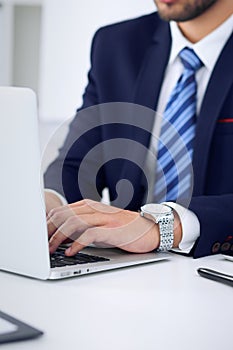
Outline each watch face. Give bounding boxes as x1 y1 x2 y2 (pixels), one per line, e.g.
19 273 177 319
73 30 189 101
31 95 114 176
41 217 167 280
142 203 171 215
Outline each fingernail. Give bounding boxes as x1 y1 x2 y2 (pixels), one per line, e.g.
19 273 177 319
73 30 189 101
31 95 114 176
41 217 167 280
65 247 71 255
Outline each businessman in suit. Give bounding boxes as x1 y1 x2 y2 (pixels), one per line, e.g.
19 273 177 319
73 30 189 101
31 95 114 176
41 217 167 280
45 0 233 258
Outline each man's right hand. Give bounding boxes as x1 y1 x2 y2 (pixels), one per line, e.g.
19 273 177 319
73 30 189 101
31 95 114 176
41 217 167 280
44 191 64 215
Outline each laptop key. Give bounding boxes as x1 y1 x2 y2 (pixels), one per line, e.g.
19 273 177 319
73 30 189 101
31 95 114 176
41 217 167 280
50 250 110 268
51 261 67 267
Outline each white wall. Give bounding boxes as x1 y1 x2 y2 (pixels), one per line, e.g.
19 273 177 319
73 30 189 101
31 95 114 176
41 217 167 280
13 5 41 94
39 0 155 122
0 0 42 86
0 3 14 86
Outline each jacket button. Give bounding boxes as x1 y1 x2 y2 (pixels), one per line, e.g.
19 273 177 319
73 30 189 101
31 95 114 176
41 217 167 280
212 242 220 253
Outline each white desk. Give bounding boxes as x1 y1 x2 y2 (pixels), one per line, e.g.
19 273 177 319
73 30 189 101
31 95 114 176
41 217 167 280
0 253 232 350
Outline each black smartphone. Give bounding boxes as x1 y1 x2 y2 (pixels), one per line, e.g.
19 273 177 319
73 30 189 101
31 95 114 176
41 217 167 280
197 267 233 287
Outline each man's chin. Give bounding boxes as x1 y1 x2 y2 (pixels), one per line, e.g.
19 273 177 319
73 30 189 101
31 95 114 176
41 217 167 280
155 1 184 22
155 0 218 22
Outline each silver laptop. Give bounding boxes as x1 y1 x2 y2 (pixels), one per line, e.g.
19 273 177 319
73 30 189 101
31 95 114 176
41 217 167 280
0 86 169 280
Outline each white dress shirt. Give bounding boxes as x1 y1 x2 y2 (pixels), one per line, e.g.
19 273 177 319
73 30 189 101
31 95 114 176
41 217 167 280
46 14 233 253
145 14 233 253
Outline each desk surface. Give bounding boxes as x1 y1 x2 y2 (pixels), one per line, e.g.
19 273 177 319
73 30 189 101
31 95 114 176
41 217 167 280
0 253 232 350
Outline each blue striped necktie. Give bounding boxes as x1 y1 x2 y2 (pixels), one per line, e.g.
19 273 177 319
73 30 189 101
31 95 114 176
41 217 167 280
154 47 203 204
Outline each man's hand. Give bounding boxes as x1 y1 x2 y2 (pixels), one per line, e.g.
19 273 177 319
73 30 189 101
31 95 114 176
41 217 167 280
47 199 161 256
44 191 64 215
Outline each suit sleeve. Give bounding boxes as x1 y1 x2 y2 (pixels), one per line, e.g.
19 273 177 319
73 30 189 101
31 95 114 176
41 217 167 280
189 194 233 258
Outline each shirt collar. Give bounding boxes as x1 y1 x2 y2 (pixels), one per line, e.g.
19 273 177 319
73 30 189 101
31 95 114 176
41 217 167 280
169 14 233 71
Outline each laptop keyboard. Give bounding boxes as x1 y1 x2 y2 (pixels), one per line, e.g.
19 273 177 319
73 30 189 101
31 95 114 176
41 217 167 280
50 247 110 268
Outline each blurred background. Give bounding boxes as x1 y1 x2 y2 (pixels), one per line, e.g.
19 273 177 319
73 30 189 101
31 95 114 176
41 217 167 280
0 0 155 167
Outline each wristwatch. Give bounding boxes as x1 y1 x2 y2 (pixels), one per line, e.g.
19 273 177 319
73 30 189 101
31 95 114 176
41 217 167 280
140 203 174 251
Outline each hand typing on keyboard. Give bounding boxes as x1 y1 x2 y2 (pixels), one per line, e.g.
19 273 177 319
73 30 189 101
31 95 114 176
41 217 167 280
47 199 181 256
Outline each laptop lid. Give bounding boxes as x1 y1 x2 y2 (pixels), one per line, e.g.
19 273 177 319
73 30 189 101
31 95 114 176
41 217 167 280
0 87 50 279
0 87 169 280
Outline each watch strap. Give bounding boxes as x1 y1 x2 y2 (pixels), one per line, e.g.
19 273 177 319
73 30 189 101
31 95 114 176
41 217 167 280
140 204 174 251
157 212 174 251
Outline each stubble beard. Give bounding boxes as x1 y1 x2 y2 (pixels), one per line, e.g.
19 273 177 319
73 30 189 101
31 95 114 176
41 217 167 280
155 0 218 22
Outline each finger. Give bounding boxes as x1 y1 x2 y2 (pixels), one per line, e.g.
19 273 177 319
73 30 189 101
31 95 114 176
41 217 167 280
46 204 75 220
49 229 67 254
65 227 98 256
47 220 57 238
47 206 76 238
69 199 104 216
49 214 100 253
65 241 85 256
69 199 94 209
68 202 96 215
69 199 122 215
47 208 104 240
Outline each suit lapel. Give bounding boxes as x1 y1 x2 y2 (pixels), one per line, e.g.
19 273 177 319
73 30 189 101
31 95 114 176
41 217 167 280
192 32 233 195
116 21 171 209
130 19 171 150
134 21 171 114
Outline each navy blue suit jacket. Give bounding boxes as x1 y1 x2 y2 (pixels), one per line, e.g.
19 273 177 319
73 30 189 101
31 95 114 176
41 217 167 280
45 12 233 258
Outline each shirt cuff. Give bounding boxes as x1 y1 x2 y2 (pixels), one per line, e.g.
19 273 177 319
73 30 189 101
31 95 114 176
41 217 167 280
163 201 200 254
44 189 68 206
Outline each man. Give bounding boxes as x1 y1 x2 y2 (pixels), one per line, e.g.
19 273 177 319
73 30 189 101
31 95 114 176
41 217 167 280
45 0 233 258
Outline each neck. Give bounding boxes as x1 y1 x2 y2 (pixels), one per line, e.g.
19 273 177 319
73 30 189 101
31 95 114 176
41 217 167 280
178 1 233 43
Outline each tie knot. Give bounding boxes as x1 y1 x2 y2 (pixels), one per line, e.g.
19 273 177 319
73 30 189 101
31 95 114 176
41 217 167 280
179 47 203 72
